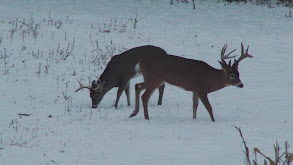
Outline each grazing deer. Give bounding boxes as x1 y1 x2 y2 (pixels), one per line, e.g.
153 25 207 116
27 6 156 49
75 45 166 109
130 43 253 122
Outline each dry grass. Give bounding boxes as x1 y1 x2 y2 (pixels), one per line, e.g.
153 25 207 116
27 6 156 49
235 126 293 165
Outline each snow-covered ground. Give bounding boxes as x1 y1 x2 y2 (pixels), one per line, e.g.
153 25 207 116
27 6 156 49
0 0 292 164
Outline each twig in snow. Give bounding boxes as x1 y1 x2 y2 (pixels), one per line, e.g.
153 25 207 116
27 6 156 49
17 113 31 118
51 159 60 165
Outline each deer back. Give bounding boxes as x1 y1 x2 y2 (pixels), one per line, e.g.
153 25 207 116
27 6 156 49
139 53 226 93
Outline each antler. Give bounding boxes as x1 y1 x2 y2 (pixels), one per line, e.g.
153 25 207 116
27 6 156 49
221 44 236 65
233 43 253 68
75 79 91 92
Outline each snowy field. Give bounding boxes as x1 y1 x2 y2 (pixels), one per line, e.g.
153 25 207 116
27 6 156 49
0 0 292 164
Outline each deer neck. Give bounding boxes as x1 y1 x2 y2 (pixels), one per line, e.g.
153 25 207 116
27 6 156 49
208 69 230 93
97 76 117 95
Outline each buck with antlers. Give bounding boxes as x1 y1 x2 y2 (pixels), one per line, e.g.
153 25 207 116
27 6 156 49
130 43 253 122
75 45 166 109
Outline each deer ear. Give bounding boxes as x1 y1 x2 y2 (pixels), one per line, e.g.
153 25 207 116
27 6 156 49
219 61 228 73
232 58 239 70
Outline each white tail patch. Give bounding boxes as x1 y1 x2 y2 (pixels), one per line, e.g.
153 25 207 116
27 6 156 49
133 63 142 78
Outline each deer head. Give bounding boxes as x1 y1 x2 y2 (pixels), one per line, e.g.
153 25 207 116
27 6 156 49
219 43 253 88
75 79 105 108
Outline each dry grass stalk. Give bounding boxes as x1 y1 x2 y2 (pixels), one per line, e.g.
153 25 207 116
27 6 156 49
235 126 292 165
235 126 252 165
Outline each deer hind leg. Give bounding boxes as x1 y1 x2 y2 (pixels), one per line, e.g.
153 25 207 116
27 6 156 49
114 80 129 109
141 82 161 120
193 92 199 119
130 82 146 118
198 93 215 122
157 83 165 105
124 83 131 106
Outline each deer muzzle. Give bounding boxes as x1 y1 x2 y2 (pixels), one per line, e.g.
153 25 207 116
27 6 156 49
91 96 103 109
236 82 243 88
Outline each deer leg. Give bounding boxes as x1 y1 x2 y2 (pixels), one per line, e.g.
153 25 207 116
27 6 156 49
198 93 215 122
124 83 131 106
142 85 158 120
114 81 129 109
193 92 199 119
130 82 146 118
157 83 165 105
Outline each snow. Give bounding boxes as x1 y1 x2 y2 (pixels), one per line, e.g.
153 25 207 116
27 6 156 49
0 0 292 164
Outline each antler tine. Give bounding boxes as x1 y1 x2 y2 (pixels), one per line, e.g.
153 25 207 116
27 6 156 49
246 45 251 55
221 44 237 62
236 43 253 64
225 49 237 59
75 79 91 93
221 44 227 60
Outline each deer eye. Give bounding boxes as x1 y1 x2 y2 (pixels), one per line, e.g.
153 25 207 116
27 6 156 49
230 74 235 79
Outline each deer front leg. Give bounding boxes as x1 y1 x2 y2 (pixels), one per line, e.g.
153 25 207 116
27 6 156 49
192 92 199 119
130 82 146 117
157 83 165 105
199 93 215 122
124 83 131 106
114 81 129 109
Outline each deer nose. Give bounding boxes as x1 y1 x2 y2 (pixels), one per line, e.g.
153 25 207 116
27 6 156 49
92 105 98 109
237 83 243 88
